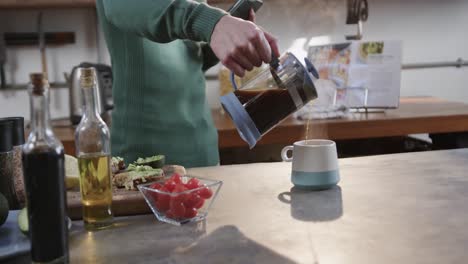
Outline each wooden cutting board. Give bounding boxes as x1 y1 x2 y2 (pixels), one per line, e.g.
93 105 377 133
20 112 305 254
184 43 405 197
67 188 150 220
67 165 186 219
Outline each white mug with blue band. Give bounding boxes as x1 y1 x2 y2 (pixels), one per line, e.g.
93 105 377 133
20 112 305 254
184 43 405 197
281 140 340 190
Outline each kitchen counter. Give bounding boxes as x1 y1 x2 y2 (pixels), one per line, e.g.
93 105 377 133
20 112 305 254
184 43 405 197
65 149 468 264
50 96 468 155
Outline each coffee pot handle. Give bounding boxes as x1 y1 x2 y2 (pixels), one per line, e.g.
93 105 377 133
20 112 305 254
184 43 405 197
230 71 239 90
230 52 280 91
304 57 319 79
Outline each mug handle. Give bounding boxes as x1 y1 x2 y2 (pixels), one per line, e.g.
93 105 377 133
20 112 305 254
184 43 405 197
281 145 293 162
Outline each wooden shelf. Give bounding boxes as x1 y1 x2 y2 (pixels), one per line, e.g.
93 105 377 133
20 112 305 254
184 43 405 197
0 0 232 9
0 0 94 9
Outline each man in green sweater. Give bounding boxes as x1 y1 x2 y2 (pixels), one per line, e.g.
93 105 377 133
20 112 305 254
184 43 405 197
96 0 279 168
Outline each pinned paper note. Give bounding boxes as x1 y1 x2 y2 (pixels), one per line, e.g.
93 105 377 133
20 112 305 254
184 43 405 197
308 40 402 108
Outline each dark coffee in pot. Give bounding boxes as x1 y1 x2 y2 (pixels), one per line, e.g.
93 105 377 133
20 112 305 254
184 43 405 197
234 89 297 135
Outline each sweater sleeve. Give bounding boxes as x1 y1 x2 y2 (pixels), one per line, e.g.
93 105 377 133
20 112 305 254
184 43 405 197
101 0 227 44
201 43 220 71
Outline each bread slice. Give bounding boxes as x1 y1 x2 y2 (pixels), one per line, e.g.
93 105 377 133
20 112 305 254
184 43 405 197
162 165 186 177
111 156 126 174
112 164 187 191
113 169 164 190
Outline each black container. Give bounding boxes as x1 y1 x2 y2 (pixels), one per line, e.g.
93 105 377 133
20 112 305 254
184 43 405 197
0 120 15 208
0 117 26 208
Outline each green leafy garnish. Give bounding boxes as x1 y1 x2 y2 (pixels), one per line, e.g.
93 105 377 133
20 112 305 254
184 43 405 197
127 164 154 172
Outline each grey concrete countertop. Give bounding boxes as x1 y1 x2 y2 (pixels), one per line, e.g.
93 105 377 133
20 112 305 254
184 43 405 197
69 149 468 264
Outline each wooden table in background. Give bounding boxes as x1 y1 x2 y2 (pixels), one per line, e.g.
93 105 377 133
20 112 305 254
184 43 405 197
51 96 468 155
215 96 468 148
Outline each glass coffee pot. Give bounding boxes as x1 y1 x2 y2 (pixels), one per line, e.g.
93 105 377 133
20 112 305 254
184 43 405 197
221 52 319 148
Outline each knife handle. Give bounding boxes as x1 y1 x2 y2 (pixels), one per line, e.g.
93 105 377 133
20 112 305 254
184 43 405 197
228 0 263 21
0 64 5 89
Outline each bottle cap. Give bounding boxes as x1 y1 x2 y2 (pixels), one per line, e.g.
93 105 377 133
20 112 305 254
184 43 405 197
0 120 13 153
30 73 44 86
0 117 25 146
29 73 48 95
80 67 96 88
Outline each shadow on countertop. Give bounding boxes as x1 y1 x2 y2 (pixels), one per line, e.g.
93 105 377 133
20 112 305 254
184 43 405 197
68 216 297 264
278 185 343 222
166 225 297 264
69 215 207 263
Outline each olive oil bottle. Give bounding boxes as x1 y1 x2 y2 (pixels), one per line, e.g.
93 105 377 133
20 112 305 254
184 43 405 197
75 68 113 230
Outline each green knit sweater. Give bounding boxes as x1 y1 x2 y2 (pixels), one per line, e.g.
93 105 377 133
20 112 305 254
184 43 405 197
96 0 227 168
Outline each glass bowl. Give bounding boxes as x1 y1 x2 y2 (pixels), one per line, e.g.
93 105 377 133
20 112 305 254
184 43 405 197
138 175 222 226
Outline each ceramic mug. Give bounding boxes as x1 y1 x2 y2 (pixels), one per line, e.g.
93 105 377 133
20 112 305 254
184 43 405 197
281 140 340 190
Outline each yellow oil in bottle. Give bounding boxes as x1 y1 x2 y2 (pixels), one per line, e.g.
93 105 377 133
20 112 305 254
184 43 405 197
78 153 113 230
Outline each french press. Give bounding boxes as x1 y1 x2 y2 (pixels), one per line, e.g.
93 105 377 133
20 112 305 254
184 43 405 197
221 52 319 148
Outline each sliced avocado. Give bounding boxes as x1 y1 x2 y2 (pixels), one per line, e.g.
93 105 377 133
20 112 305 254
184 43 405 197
111 156 124 164
18 207 28 235
134 155 165 169
127 164 154 172
129 169 163 180
0 193 9 226
118 168 164 190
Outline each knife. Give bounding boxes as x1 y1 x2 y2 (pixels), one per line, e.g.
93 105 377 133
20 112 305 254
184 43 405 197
37 12 48 81
228 0 263 21
0 32 6 89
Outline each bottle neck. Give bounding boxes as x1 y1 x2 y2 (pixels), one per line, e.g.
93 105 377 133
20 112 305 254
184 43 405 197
29 88 52 140
82 85 100 119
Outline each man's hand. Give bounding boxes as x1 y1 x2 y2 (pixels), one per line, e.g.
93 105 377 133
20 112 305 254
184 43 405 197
210 11 279 77
248 9 279 63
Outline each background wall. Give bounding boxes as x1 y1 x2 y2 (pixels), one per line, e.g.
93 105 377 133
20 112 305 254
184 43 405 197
1 0 467 121
0 8 98 119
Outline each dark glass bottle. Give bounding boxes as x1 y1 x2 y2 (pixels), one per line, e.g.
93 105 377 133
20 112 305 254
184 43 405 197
22 73 69 263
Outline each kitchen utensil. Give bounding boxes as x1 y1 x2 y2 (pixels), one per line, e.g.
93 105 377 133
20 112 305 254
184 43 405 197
0 32 6 89
138 175 222 226
67 63 113 125
345 0 368 40
281 140 340 190
228 0 263 20
37 12 48 79
4 32 75 46
221 52 319 148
